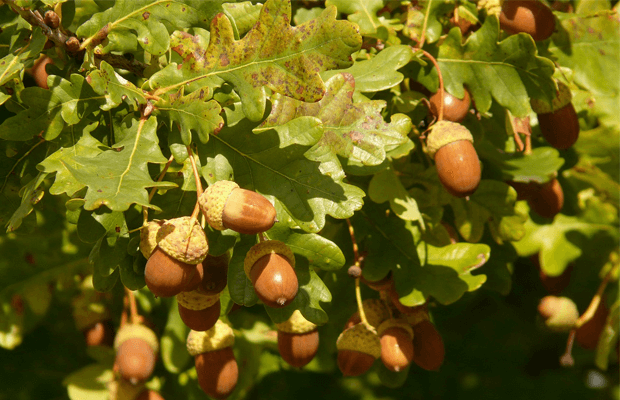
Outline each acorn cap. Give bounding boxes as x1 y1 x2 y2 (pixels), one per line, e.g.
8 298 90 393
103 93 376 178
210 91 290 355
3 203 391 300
378 319 413 338
336 323 381 359
186 320 235 356
156 216 208 265
275 310 317 334
478 0 502 16
425 120 473 158
243 240 295 278
199 181 240 231
140 220 164 259
177 290 220 311
361 299 390 328
531 81 572 114
114 324 159 354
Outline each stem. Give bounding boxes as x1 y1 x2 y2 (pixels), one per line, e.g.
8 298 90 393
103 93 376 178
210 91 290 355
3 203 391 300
187 146 203 196
561 264 618 365
418 0 433 48
125 287 139 325
142 154 174 224
413 49 445 122
355 277 369 325
345 219 359 261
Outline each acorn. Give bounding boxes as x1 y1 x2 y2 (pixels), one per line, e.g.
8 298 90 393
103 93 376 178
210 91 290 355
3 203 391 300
576 299 609 350
531 81 579 150
27 55 53 89
136 390 165 400
139 219 164 260
499 0 555 41
378 319 415 372
336 323 382 376
531 254 573 295
276 310 319 368
114 324 159 384
426 121 481 197
344 298 390 330
177 290 221 332
144 217 208 297
199 253 230 295
538 296 579 332
429 89 471 123
528 179 564 219
187 320 238 399
506 180 538 201
199 180 277 235
72 277 113 346
411 320 445 371
360 271 393 292
244 240 298 308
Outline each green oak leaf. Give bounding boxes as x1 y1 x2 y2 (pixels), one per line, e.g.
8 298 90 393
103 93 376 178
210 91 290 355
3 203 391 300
325 0 393 35
548 2 620 128
0 86 65 141
161 297 191 374
321 45 413 93
48 117 175 211
203 118 364 233
6 172 46 233
149 0 362 121
368 166 425 226
227 234 259 307
222 1 263 37
266 222 346 271
596 300 619 371
86 62 148 111
355 202 488 306
478 143 565 184
0 27 46 86
156 86 224 144
62 363 112 400
437 16 556 116
76 0 223 55
258 73 411 167
403 0 454 44
450 180 525 244
264 258 332 325
513 205 618 277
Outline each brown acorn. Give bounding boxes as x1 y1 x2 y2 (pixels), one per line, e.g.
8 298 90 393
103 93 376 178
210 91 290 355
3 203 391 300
187 320 238 399
244 240 298 308
378 319 415 372
426 121 481 197
506 180 538 201
114 324 159 384
360 271 393 292
528 179 564 219
276 310 319 368
199 253 230 295
576 299 609 350
84 320 115 347
429 89 471 123
144 217 208 298
136 390 165 400
531 254 573 295
177 290 221 332
336 323 381 376
199 180 276 235
531 81 579 150
27 55 53 89
411 319 445 371
499 0 556 41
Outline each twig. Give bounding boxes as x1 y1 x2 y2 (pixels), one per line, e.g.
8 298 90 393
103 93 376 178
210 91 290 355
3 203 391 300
418 0 433 48
142 155 174 224
95 50 147 77
125 287 140 325
346 219 369 325
413 49 445 123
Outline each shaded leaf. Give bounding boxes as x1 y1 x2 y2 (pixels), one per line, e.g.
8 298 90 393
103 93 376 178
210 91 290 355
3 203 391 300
0 28 46 86
228 234 259 307
479 144 566 184
149 0 362 121
369 166 425 226
86 61 148 111
62 363 112 400
161 297 191 373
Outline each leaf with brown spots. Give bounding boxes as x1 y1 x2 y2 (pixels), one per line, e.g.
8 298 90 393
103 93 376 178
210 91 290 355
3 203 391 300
257 73 412 167
149 0 362 121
